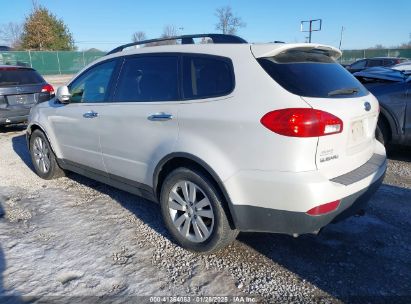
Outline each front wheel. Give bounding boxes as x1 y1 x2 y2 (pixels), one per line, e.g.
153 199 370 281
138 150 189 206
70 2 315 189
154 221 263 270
29 130 65 180
160 167 238 253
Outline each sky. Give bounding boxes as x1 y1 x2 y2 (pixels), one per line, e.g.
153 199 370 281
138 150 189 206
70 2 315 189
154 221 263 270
1 0 410 51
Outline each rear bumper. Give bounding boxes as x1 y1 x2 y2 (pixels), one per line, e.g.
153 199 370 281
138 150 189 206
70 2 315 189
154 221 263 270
231 172 384 234
0 108 30 125
0 114 29 125
226 146 387 234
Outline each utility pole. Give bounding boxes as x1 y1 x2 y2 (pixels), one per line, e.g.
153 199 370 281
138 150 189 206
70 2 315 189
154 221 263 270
339 26 345 50
300 19 322 43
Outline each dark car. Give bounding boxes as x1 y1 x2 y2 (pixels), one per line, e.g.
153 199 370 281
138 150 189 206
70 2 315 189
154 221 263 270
354 67 411 146
0 65 54 126
346 57 407 74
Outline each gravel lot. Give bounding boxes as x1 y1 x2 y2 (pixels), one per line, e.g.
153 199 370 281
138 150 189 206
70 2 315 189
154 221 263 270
44 75 74 88
0 103 411 302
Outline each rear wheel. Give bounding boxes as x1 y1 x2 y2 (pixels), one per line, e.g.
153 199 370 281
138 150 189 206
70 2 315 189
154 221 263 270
29 130 65 179
160 167 238 253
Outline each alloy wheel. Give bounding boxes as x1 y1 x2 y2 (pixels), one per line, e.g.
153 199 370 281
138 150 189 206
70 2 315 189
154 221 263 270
32 137 51 174
168 181 215 243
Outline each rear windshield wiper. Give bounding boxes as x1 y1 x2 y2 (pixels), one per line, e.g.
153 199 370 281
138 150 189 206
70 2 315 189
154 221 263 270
328 87 359 96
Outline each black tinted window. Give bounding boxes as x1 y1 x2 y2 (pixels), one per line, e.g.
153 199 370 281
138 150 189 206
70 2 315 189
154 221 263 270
0 68 44 86
367 59 383 67
69 60 116 103
350 60 366 69
114 56 178 102
258 50 368 98
383 59 395 66
183 55 234 99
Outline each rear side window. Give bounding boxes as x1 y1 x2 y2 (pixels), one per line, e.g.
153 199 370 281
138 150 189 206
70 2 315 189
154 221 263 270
383 59 395 66
0 68 44 86
182 55 234 99
114 56 178 102
258 50 368 98
367 59 383 67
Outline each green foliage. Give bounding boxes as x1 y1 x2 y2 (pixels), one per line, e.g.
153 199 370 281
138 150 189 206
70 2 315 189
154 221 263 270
21 6 75 51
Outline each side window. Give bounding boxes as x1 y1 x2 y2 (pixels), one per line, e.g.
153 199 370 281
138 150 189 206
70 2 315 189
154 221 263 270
68 60 116 103
182 55 234 99
350 60 366 69
367 59 383 67
114 56 178 102
383 59 394 66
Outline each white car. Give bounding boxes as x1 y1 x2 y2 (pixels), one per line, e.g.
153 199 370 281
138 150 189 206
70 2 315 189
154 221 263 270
26 34 387 253
392 60 411 71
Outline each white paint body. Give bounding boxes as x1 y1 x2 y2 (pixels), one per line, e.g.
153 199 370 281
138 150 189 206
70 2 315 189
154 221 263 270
28 42 386 216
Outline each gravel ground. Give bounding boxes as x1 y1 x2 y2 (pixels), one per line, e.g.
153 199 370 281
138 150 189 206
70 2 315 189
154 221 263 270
0 123 410 303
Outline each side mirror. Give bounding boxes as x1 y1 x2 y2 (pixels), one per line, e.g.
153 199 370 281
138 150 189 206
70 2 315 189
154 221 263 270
56 86 71 103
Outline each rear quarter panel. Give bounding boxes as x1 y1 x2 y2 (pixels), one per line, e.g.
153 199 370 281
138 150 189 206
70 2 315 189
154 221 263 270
174 46 319 183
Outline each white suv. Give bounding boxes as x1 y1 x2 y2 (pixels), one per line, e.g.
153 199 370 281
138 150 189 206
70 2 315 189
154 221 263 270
27 34 387 253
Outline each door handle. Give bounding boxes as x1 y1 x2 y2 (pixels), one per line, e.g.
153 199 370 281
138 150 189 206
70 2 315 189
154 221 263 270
147 113 173 121
83 111 99 118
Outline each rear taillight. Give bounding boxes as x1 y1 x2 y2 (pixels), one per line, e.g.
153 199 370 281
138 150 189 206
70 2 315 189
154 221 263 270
306 200 340 216
41 84 54 95
260 108 343 137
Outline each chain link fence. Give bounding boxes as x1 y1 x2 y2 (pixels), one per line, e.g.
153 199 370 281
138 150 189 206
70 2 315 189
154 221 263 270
0 49 410 75
0 51 105 75
340 48 411 64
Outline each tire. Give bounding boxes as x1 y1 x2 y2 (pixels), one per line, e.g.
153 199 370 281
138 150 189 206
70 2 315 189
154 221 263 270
29 129 65 180
375 121 389 146
160 167 238 254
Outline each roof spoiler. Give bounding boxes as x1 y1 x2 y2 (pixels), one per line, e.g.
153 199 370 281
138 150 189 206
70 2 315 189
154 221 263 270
106 34 248 55
251 43 342 61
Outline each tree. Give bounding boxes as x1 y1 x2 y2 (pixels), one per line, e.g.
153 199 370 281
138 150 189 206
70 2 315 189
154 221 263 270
162 25 178 38
132 31 147 43
147 25 178 46
21 6 75 50
0 22 23 48
215 6 245 35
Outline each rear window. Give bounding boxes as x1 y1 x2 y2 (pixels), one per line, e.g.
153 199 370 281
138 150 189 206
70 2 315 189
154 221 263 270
0 68 44 86
257 50 368 98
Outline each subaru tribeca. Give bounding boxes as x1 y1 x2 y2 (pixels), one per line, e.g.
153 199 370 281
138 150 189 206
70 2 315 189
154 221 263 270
26 34 387 253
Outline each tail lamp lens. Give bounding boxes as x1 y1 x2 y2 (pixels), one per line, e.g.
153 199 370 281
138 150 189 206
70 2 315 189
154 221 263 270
260 108 343 137
41 84 55 95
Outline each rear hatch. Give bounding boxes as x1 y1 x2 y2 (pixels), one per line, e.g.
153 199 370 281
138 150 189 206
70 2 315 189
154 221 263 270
252 44 379 179
0 67 52 111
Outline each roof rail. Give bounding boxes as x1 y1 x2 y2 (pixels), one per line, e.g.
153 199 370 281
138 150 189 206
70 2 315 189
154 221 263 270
106 33 247 55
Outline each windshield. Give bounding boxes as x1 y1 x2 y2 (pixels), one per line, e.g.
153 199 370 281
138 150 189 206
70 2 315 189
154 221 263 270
257 50 369 98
